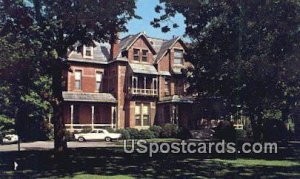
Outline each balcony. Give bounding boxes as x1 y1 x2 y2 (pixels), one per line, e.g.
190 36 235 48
129 88 158 96
128 75 158 97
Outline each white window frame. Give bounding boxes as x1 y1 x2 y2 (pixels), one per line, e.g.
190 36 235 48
74 70 82 90
174 49 184 65
83 45 93 59
95 71 103 92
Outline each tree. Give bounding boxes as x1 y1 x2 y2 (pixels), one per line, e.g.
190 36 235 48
0 0 139 151
153 0 300 140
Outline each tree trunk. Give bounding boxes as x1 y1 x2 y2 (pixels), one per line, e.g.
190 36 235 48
52 61 67 152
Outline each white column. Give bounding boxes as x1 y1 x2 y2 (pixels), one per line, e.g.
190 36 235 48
70 105 74 132
91 105 95 129
111 106 114 128
144 76 146 94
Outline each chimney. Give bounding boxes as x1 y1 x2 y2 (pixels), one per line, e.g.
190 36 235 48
110 32 120 61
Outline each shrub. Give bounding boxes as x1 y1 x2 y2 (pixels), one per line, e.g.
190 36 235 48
263 119 288 141
139 129 155 139
177 127 192 140
236 129 247 140
116 129 130 139
64 130 74 141
106 127 115 133
149 125 162 138
213 120 236 142
126 128 140 139
161 123 179 138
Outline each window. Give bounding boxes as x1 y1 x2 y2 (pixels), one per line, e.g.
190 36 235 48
135 104 141 126
164 78 170 96
142 50 148 62
142 105 150 126
84 46 93 58
96 72 103 92
75 70 82 90
174 49 184 65
133 49 139 61
135 103 150 126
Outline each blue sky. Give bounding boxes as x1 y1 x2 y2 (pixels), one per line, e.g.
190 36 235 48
120 0 186 40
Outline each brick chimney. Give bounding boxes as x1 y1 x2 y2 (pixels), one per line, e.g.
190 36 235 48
110 32 120 60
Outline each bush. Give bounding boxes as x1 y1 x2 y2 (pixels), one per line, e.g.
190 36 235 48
106 127 115 133
178 127 192 140
236 129 247 140
116 129 130 139
139 129 155 139
64 130 74 141
126 128 140 139
149 125 162 138
161 123 179 138
213 120 236 142
263 119 288 141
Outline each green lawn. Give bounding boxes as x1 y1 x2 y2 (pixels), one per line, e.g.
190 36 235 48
1 142 300 178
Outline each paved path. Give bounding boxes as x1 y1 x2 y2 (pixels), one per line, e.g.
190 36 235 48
0 141 119 152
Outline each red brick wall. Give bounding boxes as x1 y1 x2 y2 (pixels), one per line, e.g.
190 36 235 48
68 64 106 93
127 36 154 64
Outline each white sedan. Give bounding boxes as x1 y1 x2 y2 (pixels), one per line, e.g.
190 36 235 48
74 129 121 142
2 134 19 144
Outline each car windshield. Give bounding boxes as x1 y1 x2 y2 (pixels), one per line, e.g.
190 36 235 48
90 130 97 133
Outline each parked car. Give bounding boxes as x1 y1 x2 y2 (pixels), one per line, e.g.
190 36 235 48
2 134 19 144
74 129 121 142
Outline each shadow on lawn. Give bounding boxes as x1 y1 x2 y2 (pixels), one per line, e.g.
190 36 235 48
1 142 300 178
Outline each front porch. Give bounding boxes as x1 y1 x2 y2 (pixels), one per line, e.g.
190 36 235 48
62 92 117 132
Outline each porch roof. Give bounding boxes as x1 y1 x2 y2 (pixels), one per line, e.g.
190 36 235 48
129 63 158 75
159 95 195 104
62 92 117 103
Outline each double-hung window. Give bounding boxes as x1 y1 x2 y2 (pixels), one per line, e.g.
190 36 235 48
135 103 150 126
174 49 184 65
96 72 103 92
133 49 139 61
142 50 148 62
75 70 82 90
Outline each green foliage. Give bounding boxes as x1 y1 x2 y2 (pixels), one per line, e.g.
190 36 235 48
0 115 15 134
116 129 131 140
155 0 300 139
138 129 155 139
149 125 162 138
125 128 140 139
161 123 179 138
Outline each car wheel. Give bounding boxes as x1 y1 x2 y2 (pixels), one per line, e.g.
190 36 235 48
105 137 112 142
78 137 85 142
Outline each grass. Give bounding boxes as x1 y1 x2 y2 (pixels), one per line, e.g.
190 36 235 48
205 158 300 167
64 173 134 179
115 138 180 145
0 141 300 178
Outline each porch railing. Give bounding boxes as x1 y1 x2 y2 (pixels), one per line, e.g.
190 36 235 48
129 88 158 96
65 124 116 132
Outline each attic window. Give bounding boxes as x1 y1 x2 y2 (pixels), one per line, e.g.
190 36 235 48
133 48 139 61
174 49 184 65
142 50 148 62
84 46 93 58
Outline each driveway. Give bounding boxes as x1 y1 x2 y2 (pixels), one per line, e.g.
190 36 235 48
0 141 120 152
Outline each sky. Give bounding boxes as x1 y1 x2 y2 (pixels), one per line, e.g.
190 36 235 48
120 0 186 40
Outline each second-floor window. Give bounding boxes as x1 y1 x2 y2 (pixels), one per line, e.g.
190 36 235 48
133 49 139 61
142 50 148 62
75 70 82 90
174 49 184 65
165 78 170 96
96 72 103 92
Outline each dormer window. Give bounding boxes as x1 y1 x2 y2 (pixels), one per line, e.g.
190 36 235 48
142 50 148 62
133 48 139 61
174 49 184 65
83 45 93 58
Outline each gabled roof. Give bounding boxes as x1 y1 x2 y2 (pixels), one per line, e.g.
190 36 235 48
118 32 157 56
154 37 187 63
